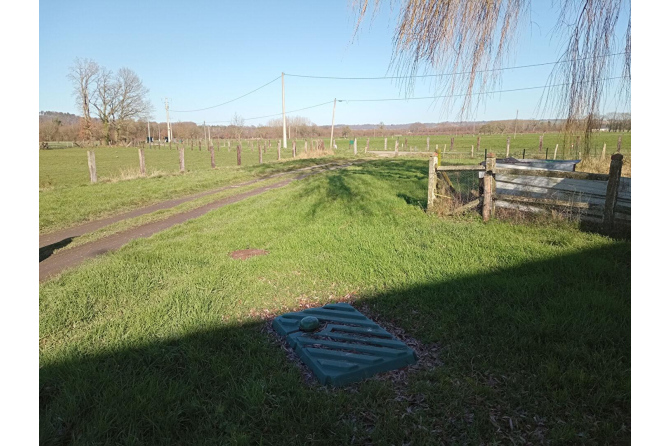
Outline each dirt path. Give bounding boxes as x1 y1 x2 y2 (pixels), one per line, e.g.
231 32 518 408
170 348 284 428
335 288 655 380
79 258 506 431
39 162 356 283
39 161 346 249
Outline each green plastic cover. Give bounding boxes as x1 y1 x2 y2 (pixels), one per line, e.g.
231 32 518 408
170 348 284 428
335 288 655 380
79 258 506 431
272 303 417 386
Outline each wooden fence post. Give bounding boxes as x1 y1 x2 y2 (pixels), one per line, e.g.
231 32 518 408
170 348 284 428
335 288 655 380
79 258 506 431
353 138 357 155
191 140 193 151
538 134 544 155
277 140 281 160
384 137 387 151
292 140 296 158
471 145 474 158
617 135 622 153
198 140 201 151
477 136 481 152
427 155 438 210
506 136 510 158
602 153 624 230
304 140 307 153
87 150 97 183
554 144 559 160
395 139 399 155
217 139 220 152
601 143 607 161
482 152 496 222
259 143 263 164
237 144 242 166
179 146 185 173
450 137 454 151
138 148 146 176
365 138 369 153
427 136 430 152
209 145 216 168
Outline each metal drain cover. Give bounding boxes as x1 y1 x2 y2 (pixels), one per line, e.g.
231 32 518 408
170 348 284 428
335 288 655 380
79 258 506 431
273 303 417 386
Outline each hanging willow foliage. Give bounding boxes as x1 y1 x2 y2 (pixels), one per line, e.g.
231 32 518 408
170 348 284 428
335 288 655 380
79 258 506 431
352 0 631 154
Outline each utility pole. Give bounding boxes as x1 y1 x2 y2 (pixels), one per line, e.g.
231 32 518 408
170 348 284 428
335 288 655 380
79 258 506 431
165 98 172 142
282 72 287 149
330 98 337 149
514 109 519 139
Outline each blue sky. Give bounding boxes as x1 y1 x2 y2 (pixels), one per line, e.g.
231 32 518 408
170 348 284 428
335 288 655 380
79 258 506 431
39 0 630 126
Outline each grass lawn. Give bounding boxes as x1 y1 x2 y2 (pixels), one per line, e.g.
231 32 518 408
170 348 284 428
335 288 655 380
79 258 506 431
39 159 630 445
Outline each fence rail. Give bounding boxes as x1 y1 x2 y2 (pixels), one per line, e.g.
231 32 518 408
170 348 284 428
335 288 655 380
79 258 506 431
427 153 629 230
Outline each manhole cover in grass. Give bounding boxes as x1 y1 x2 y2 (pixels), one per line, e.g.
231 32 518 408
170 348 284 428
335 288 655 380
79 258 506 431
273 303 417 386
229 249 268 260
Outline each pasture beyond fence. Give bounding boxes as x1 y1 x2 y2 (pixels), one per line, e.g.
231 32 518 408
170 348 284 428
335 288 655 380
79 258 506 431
428 153 630 230
41 133 630 188
79 138 331 184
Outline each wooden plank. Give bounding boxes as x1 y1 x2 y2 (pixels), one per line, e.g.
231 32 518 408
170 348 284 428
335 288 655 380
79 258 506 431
498 160 579 171
496 174 631 200
497 184 630 208
447 198 479 215
437 165 485 171
496 184 632 209
496 182 609 207
496 200 547 214
495 167 609 181
499 194 605 211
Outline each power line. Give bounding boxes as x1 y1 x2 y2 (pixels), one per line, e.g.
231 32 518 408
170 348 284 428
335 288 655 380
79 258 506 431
284 52 626 80
337 76 629 103
172 75 281 113
208 100 333 124
198 76 628 125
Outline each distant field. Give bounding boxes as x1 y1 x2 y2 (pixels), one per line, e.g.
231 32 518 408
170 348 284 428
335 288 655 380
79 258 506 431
39 133 631 188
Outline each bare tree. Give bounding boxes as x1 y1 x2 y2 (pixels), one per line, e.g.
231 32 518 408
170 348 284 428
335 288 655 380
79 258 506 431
230 113 245 141
69 59 153 145
113 67 153 142
67 58 99 140
353 0 631 147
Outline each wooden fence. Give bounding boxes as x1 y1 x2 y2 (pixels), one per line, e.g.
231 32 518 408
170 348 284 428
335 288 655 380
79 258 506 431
427 153 630 229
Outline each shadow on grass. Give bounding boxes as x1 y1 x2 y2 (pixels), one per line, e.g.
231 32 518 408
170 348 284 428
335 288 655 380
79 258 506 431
39 237 75 262
40 243 631 445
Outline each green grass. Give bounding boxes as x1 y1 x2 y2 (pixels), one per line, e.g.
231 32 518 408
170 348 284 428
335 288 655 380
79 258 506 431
45 175 296 255
39 154 352 233
39 132 630 233
40 159 630 445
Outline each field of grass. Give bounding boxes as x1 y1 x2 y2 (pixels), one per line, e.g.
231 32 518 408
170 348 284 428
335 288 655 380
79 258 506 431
39 154 350 233
40 159 630 444
39 132 630 233
40 133 631 188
